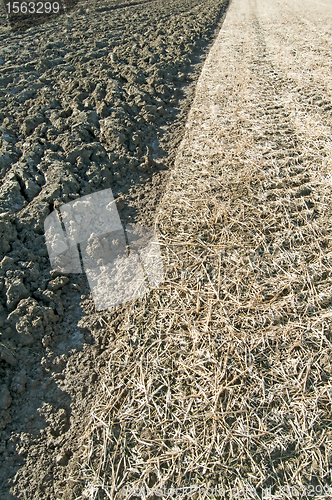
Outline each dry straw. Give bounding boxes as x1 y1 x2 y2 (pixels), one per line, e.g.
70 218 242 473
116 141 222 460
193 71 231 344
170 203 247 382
76 0 332 497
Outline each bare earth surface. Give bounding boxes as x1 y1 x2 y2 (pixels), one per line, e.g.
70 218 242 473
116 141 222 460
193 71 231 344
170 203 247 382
0 0 229 498
1 0 332 498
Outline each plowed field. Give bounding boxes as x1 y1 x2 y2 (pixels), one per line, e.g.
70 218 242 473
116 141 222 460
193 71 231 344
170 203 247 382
1 0 332 498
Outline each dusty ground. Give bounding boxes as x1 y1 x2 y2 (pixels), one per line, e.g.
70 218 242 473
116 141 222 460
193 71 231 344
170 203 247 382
0 0 230 498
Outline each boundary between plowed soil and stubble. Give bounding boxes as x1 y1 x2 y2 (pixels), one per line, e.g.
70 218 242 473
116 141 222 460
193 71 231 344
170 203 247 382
1 0 233 499
72 0 332 498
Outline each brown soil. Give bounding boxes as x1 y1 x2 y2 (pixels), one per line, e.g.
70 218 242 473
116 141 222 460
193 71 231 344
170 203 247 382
0 0 230 498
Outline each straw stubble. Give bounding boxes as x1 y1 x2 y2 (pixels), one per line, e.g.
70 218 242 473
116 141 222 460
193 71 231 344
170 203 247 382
78 0 332 497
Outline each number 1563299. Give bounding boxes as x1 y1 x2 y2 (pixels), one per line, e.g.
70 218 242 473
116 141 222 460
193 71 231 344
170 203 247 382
5 2 60 14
